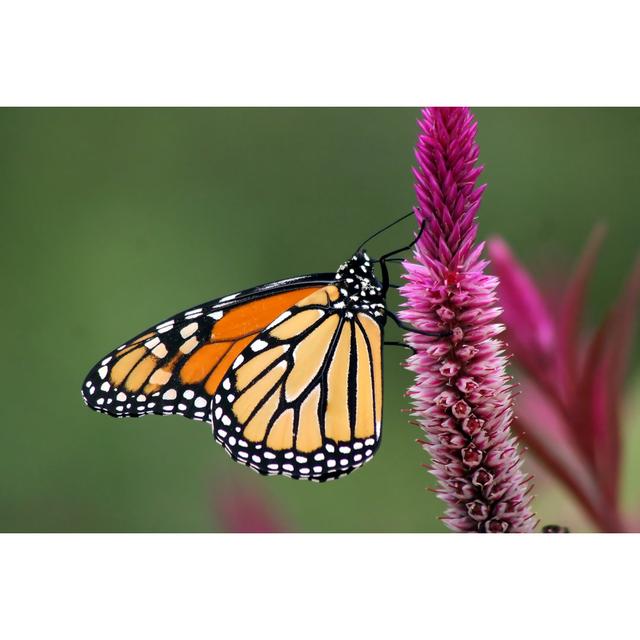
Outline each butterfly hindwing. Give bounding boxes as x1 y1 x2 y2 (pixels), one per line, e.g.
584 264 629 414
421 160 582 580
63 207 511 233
211 288 384 481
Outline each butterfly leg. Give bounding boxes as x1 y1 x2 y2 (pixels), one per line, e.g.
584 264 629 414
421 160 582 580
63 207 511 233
378 220 426 294
384 341 417 355
386 310 450 338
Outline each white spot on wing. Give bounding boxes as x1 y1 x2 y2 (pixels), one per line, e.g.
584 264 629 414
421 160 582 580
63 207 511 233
145 337 160 349
152 343 168 358
179 336 198 354
251 339 268 352
180 322 198 339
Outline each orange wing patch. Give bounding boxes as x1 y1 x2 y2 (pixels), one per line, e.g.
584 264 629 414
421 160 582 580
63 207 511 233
180 342 230 384
212 287 319 340
324 321 352 442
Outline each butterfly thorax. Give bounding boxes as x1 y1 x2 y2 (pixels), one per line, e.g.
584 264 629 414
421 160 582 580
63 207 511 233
334 250 385 321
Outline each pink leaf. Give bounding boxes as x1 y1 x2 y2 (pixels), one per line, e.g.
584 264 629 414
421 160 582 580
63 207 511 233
558 225 606 403
488 237 557 387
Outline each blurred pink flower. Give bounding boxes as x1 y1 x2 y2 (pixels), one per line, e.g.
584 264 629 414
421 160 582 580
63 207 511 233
489 231 640 532
400 107 535 533
211 478 290 533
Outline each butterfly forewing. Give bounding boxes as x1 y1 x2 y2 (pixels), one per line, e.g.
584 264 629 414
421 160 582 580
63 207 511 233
81 276 331 421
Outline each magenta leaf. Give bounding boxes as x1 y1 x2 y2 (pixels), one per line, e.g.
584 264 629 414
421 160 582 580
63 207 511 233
488 237 557 386
558 225 606 404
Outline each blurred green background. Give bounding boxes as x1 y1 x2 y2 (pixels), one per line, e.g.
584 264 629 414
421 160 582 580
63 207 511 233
1 108 639 532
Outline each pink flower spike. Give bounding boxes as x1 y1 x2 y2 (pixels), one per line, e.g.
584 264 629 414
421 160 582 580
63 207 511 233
400 107 535 533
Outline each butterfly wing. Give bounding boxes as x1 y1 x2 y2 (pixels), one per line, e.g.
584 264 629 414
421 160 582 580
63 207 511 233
81 275 333 421
82 276 385 482
213 292 384 482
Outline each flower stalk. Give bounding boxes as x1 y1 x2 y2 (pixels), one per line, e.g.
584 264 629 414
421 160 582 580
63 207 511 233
400 107 535 532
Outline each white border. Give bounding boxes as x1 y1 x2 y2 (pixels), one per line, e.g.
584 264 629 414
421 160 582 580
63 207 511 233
0 534 637 639
0 1 639 105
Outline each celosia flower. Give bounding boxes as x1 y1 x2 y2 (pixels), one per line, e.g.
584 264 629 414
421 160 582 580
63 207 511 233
400 107 535 532
489 231 640 532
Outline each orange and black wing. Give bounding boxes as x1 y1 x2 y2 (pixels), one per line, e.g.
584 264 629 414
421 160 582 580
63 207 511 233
82 277 385 482
212 288 384 482
81 275 332 422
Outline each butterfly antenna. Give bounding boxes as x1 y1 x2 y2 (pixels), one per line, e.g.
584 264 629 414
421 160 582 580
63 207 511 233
355 209 418 253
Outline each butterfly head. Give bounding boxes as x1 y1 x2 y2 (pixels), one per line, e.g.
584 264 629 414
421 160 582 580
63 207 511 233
334 250 386 320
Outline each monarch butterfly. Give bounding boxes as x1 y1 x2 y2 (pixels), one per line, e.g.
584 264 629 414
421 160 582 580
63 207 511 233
81 212 439 482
